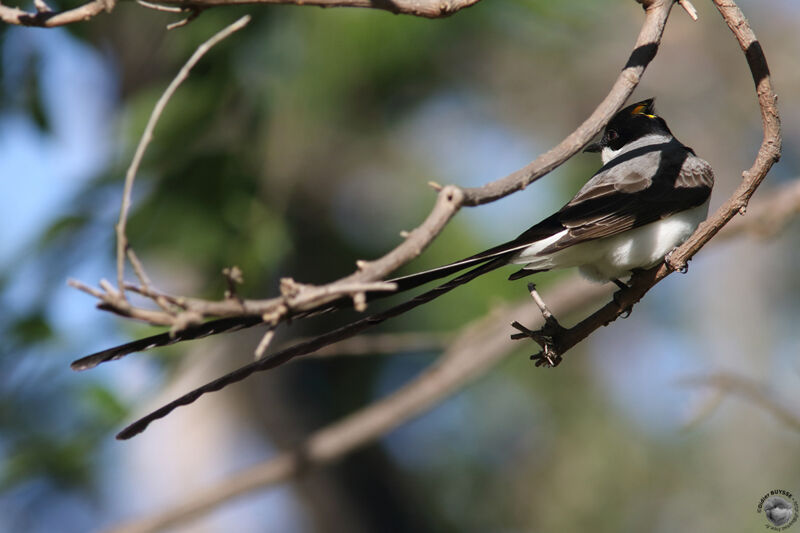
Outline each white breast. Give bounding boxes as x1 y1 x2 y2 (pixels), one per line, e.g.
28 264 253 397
511 201 709 282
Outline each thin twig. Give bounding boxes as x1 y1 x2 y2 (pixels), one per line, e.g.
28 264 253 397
166 6 201 29
680 373 800 432
134 0 481 18
253 328 275 360
677 0 698 21
113 14 251 297
135 0 185 12
0 0 479 27
68 278 110 301
0 0 108 27
459 0 674 206
126 248 153 290
714 180 800 241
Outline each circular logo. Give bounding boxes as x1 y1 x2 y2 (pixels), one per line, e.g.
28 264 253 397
758 490 799 531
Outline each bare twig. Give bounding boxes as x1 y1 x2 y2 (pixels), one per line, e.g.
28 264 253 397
681 373 800 432
0 0 479 27
677 0 698 21
126 249 153 290
114 14 252 297
0 0 109 27
714 180 800 241
104 276 610 533
166 6 202 29
136 0 185 12
459 0 675 206
136 0 482 18
253 328 275 360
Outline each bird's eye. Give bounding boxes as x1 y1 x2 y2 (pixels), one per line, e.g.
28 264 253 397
607 130 619 141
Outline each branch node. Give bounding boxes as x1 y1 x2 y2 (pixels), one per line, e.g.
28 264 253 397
170 311 203 337
440 185 463 204
262 305 288 326
99 278 121 298
352 292 367 312
223 266 244 300
33 0 52 13
167 6 202 30
664 249 688 274
427 181 443 191
279 277 304 298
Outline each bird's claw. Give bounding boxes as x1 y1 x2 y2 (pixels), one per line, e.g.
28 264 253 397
664 250 689 274
511 319 566 368
530 346 563 368
612 290 633 318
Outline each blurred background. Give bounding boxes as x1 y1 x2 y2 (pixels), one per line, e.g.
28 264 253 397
1 0 798 531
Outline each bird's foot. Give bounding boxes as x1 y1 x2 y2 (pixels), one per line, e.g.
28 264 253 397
511 320 565 367
664 249 689 274
510 283 567 367
611 278 633 318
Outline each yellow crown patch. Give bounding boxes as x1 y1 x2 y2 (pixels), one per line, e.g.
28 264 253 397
631 103 656 118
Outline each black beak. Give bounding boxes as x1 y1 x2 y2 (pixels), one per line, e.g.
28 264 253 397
583 141 603 153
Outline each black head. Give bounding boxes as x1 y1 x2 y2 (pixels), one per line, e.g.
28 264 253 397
584 98 672 154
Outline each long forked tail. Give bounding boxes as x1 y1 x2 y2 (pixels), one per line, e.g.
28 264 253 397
117 256 512 439
71 248 524 371
71 315 264 371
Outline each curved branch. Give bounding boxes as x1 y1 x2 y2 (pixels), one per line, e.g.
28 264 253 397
0 0 480 27
714 179 800 241
152 0 481 18
461 0 675 205
519 0 781 363
681 373 800 432
0 0 109 27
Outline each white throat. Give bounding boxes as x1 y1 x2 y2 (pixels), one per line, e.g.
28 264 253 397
600 133 674 165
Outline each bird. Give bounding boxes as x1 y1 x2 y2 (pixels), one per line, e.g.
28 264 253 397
72 98 714 371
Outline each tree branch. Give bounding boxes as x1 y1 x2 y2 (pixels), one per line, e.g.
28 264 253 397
681 373 800 432
0 0 110 27
515 0 781 365
714 179 800 241
0 0 480 27
151 0 482 18
114 14 251 297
